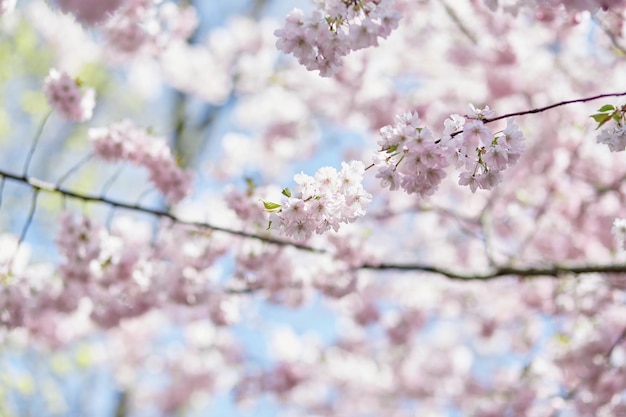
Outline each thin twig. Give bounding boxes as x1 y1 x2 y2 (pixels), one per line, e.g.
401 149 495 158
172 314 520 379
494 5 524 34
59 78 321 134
608 326 626 358
56 152 94 188
135 187 155 206
483 91 626 124
100 165 124 197
450 91 626 138
8 188 39 275
22 111 51 177
439 0 478 44
592 15 626 56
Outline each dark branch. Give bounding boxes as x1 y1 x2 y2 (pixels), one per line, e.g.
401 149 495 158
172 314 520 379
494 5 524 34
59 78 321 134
0 169 322 253
362 262 626 280
449 90 626 138
3 168 626 281
483 91 626 124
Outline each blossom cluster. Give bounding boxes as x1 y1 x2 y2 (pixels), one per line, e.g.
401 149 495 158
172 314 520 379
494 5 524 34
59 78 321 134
374 107 525 195
375 112 450 197
224 182 273 228
597 124 626 152
43 68 95 123
89 120 194 204
102 0 198 57
53 0 125 25
50 0 197 58
236 361 309 402
594 104 626 152
52 212 231 328
274 0 401 77
267 161 372 240
452 113 525 193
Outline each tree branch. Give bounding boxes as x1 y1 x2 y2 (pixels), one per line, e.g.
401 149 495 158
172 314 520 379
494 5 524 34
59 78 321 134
0 169 322 253
3 168 625 281
447 90 626 138
361 262 626 280
483 91 626 124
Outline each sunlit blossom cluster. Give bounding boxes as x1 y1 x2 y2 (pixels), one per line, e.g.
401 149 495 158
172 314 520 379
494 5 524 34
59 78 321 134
275 0 401 76
269 161 372 240
89 120 194 204
375 112 450 197
375 107 525 195
43 68 95 122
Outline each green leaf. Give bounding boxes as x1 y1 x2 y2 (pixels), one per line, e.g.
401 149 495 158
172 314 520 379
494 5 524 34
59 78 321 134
281 187 292 198
262 201 281 211
591 113 611 123
385 144 399 153
598 104 615 112
591 113 613 129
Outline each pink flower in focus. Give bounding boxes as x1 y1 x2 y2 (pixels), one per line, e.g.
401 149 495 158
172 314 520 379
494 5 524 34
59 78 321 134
270 161 371 240
43 69 95 123
462 119 493 150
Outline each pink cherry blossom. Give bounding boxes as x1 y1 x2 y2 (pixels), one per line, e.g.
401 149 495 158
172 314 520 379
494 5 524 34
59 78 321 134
53 0 124 25
43 68 95 122
275 0 400 77
269 161 372 240
89 120 193 204
5 1 626 416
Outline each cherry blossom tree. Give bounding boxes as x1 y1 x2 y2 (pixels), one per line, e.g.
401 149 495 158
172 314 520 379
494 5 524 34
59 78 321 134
2 0 626 416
